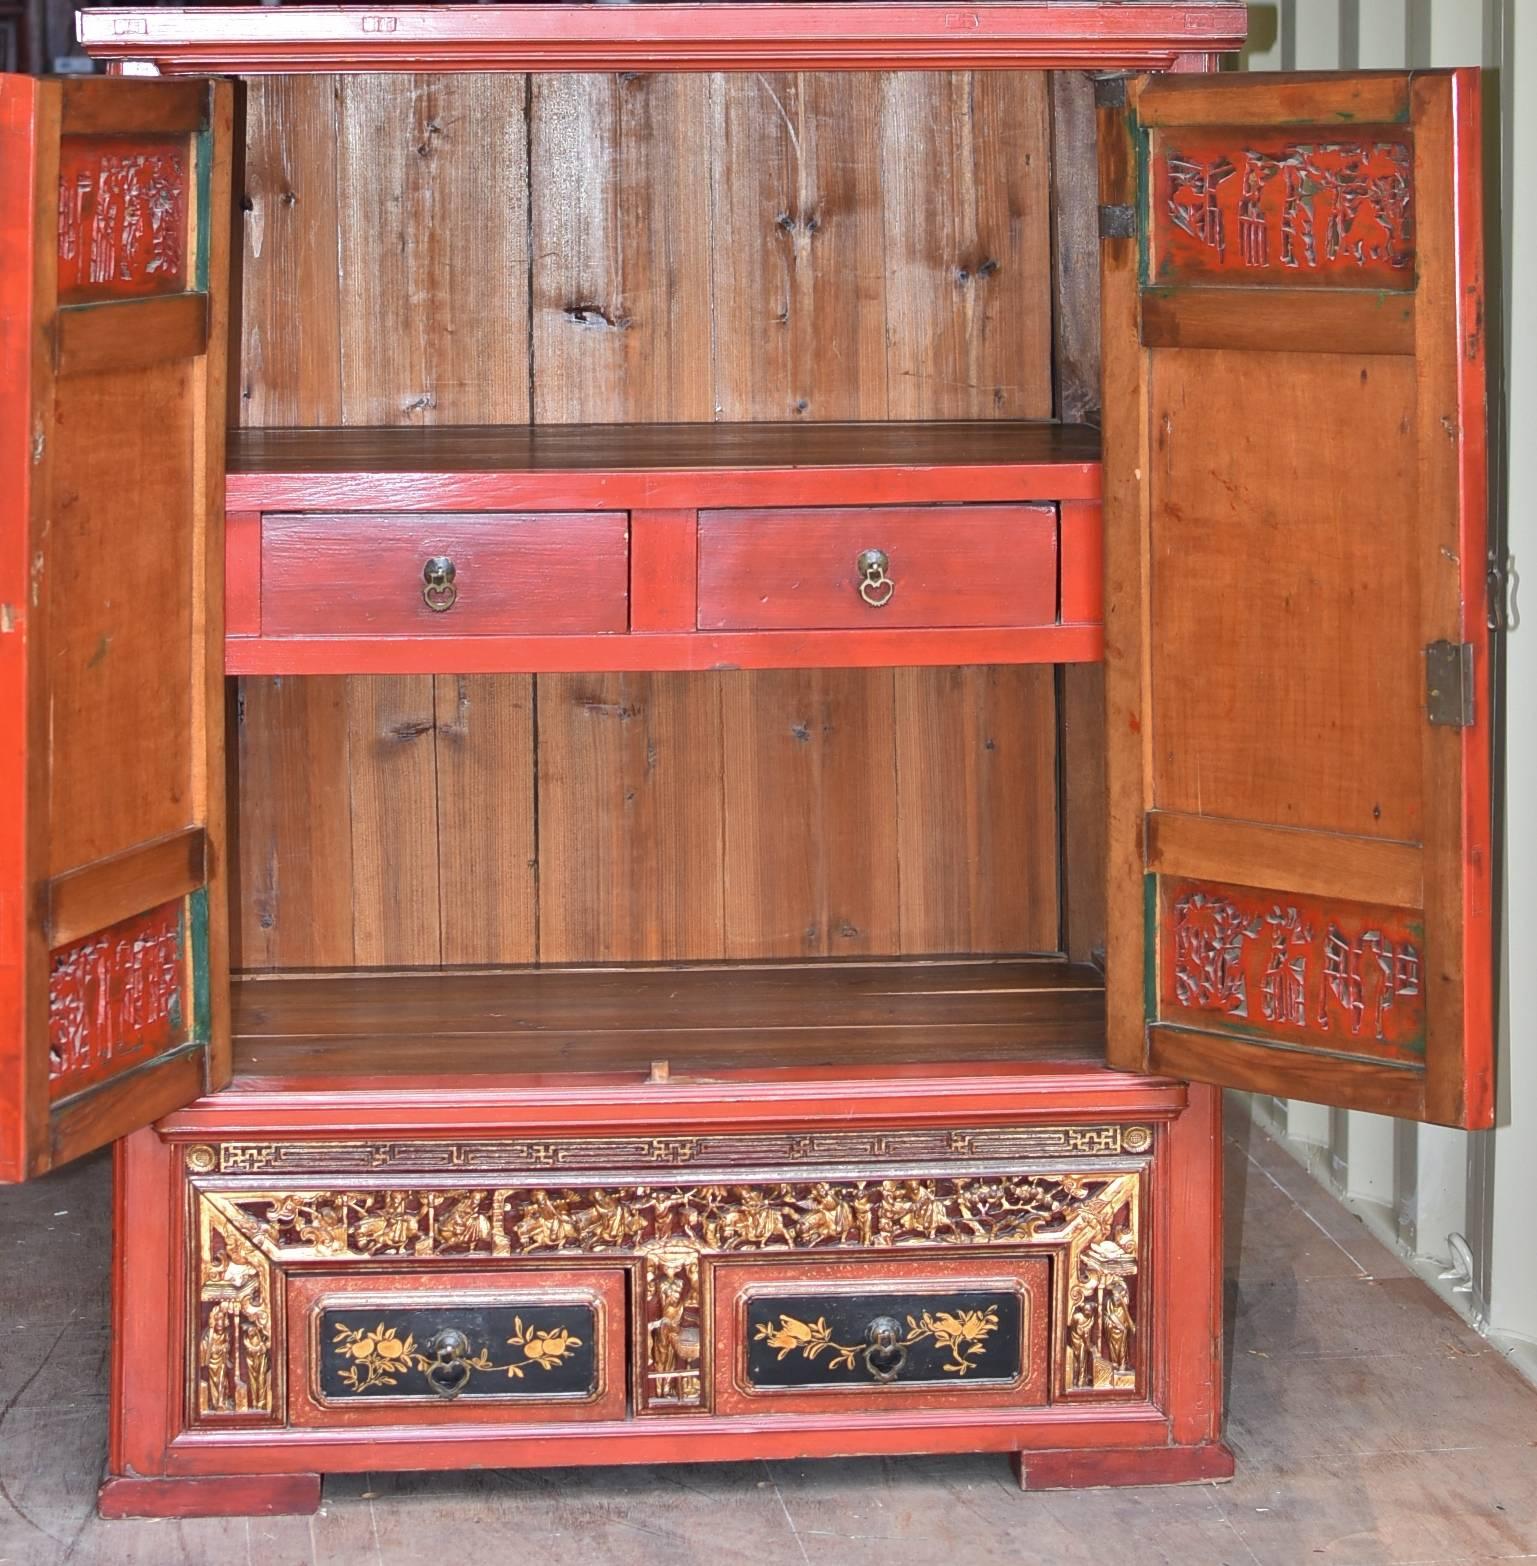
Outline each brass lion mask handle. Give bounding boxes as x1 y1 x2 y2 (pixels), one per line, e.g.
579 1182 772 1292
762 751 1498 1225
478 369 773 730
425 1328 473 1399
863 1315 908 1382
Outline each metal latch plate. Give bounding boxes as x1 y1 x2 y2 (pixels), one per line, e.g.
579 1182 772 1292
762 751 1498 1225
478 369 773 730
1099 204 1136 240
1425 640 1475 728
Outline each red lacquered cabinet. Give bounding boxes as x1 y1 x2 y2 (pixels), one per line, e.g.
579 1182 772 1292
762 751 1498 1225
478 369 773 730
0 1 1495 1520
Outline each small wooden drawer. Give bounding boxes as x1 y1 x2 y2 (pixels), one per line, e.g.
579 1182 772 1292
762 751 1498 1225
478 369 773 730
696 504 1057 630
260 511 629 636
284 1267 627 1427
711 1254 1050 1415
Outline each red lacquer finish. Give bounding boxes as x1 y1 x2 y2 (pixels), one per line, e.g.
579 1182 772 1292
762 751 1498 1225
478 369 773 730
98 1473 321 1520
56 134 188 302
78 3 1249 76
0 77 41 1186
260 511 629 639
1159 877 1427 1066
1152 131 1415 288
697 505 1056 632
48 897 191 1100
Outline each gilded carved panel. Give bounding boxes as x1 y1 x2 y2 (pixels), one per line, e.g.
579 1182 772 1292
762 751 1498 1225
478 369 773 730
186 1128 1152 1423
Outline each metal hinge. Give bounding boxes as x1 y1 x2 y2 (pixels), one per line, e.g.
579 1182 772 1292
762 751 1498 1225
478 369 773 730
1487 550 1515 632
1093 73 1129 109
1099 204 1136 240
1425 640 1475 728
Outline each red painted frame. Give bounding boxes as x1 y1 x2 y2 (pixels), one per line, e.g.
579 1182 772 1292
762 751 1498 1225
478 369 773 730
78 4 1248 76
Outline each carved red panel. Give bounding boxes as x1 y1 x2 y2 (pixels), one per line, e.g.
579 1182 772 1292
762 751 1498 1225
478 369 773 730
1150 130 1415 289
48 899 188 1099
56 136 189 303
1156 878 1425 1065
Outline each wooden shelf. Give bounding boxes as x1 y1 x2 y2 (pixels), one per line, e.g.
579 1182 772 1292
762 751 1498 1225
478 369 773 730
229 958 1108 1091
226 420 1102 509
80 5 1248 77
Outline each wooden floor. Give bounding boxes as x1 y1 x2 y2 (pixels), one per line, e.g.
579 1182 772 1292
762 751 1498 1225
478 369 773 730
3 1106 1536 1565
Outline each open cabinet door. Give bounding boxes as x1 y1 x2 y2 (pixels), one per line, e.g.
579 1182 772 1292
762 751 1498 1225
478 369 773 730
0 76 233 1180
1099 71 1492 1128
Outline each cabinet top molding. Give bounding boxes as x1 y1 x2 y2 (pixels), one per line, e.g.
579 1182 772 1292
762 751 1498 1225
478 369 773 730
77 4 1248 75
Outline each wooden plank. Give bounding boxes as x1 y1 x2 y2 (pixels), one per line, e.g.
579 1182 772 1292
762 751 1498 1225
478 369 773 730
1148 349 1423 841
1146 810 1423 909
59 77 208 135
432 675 537 966
530 72 720 964
531 72 714 424
721 669 900 959
235 75 342 428
1147 1026 1425 1120
881 71 1053 420
232 677 355 970
76 4 1253 76
54 293 207 376
1060 662 1107 965
337 73 529 426
224 509 261 637
629 509 697 632
894 667 1059 956
226 625 1105 678
1098 78 1153 1070
1141 290 1415 357
46 827 205 949
1136 72 1409 128
1411 72 1492 1128
346 676 441 966
226 420 1103 474
536 674 726 963
712 72 887 421
1049 71 1102 424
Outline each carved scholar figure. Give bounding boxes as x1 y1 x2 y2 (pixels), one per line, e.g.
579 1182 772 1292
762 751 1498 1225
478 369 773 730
195 1214 273 1418
48 900 187 1095
1162 878 1426 1060
1063 1184 1139 1394
57 139 188 299
1158 137 1413 286
642 1246 704 1410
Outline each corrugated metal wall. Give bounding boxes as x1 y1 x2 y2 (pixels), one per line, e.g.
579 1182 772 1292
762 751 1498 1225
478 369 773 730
1239 0 1536 1385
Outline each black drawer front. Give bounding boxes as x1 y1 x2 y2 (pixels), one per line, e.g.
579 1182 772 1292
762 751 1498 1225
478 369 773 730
746 1287 1023 1388
321 1301 596 1401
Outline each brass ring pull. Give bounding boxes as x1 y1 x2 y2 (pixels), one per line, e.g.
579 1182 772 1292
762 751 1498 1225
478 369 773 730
856 548 894 609
425 1328 473 1400
422 556 458 613
863 1315 908 1383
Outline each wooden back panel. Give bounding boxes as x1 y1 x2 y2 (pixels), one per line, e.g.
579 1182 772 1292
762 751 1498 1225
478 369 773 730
0 77 233 1179
230 71 1071 968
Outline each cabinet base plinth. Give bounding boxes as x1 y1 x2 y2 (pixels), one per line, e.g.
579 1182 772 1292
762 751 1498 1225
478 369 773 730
1012 1442 1235 1492
98 1473 323 1520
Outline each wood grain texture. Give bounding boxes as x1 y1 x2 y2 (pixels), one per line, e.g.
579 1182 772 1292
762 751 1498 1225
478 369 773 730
233 677 356 969
337 74 529 427
894 667 1059 956
537 673 726 963
432 675 536 966
721 669 899 959
346 677 441 966
236 76 341 427
233 71 1066 968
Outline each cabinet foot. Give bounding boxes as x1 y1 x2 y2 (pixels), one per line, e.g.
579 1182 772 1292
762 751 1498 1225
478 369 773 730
98 1472 323 1520
1012 1442 1235 1492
